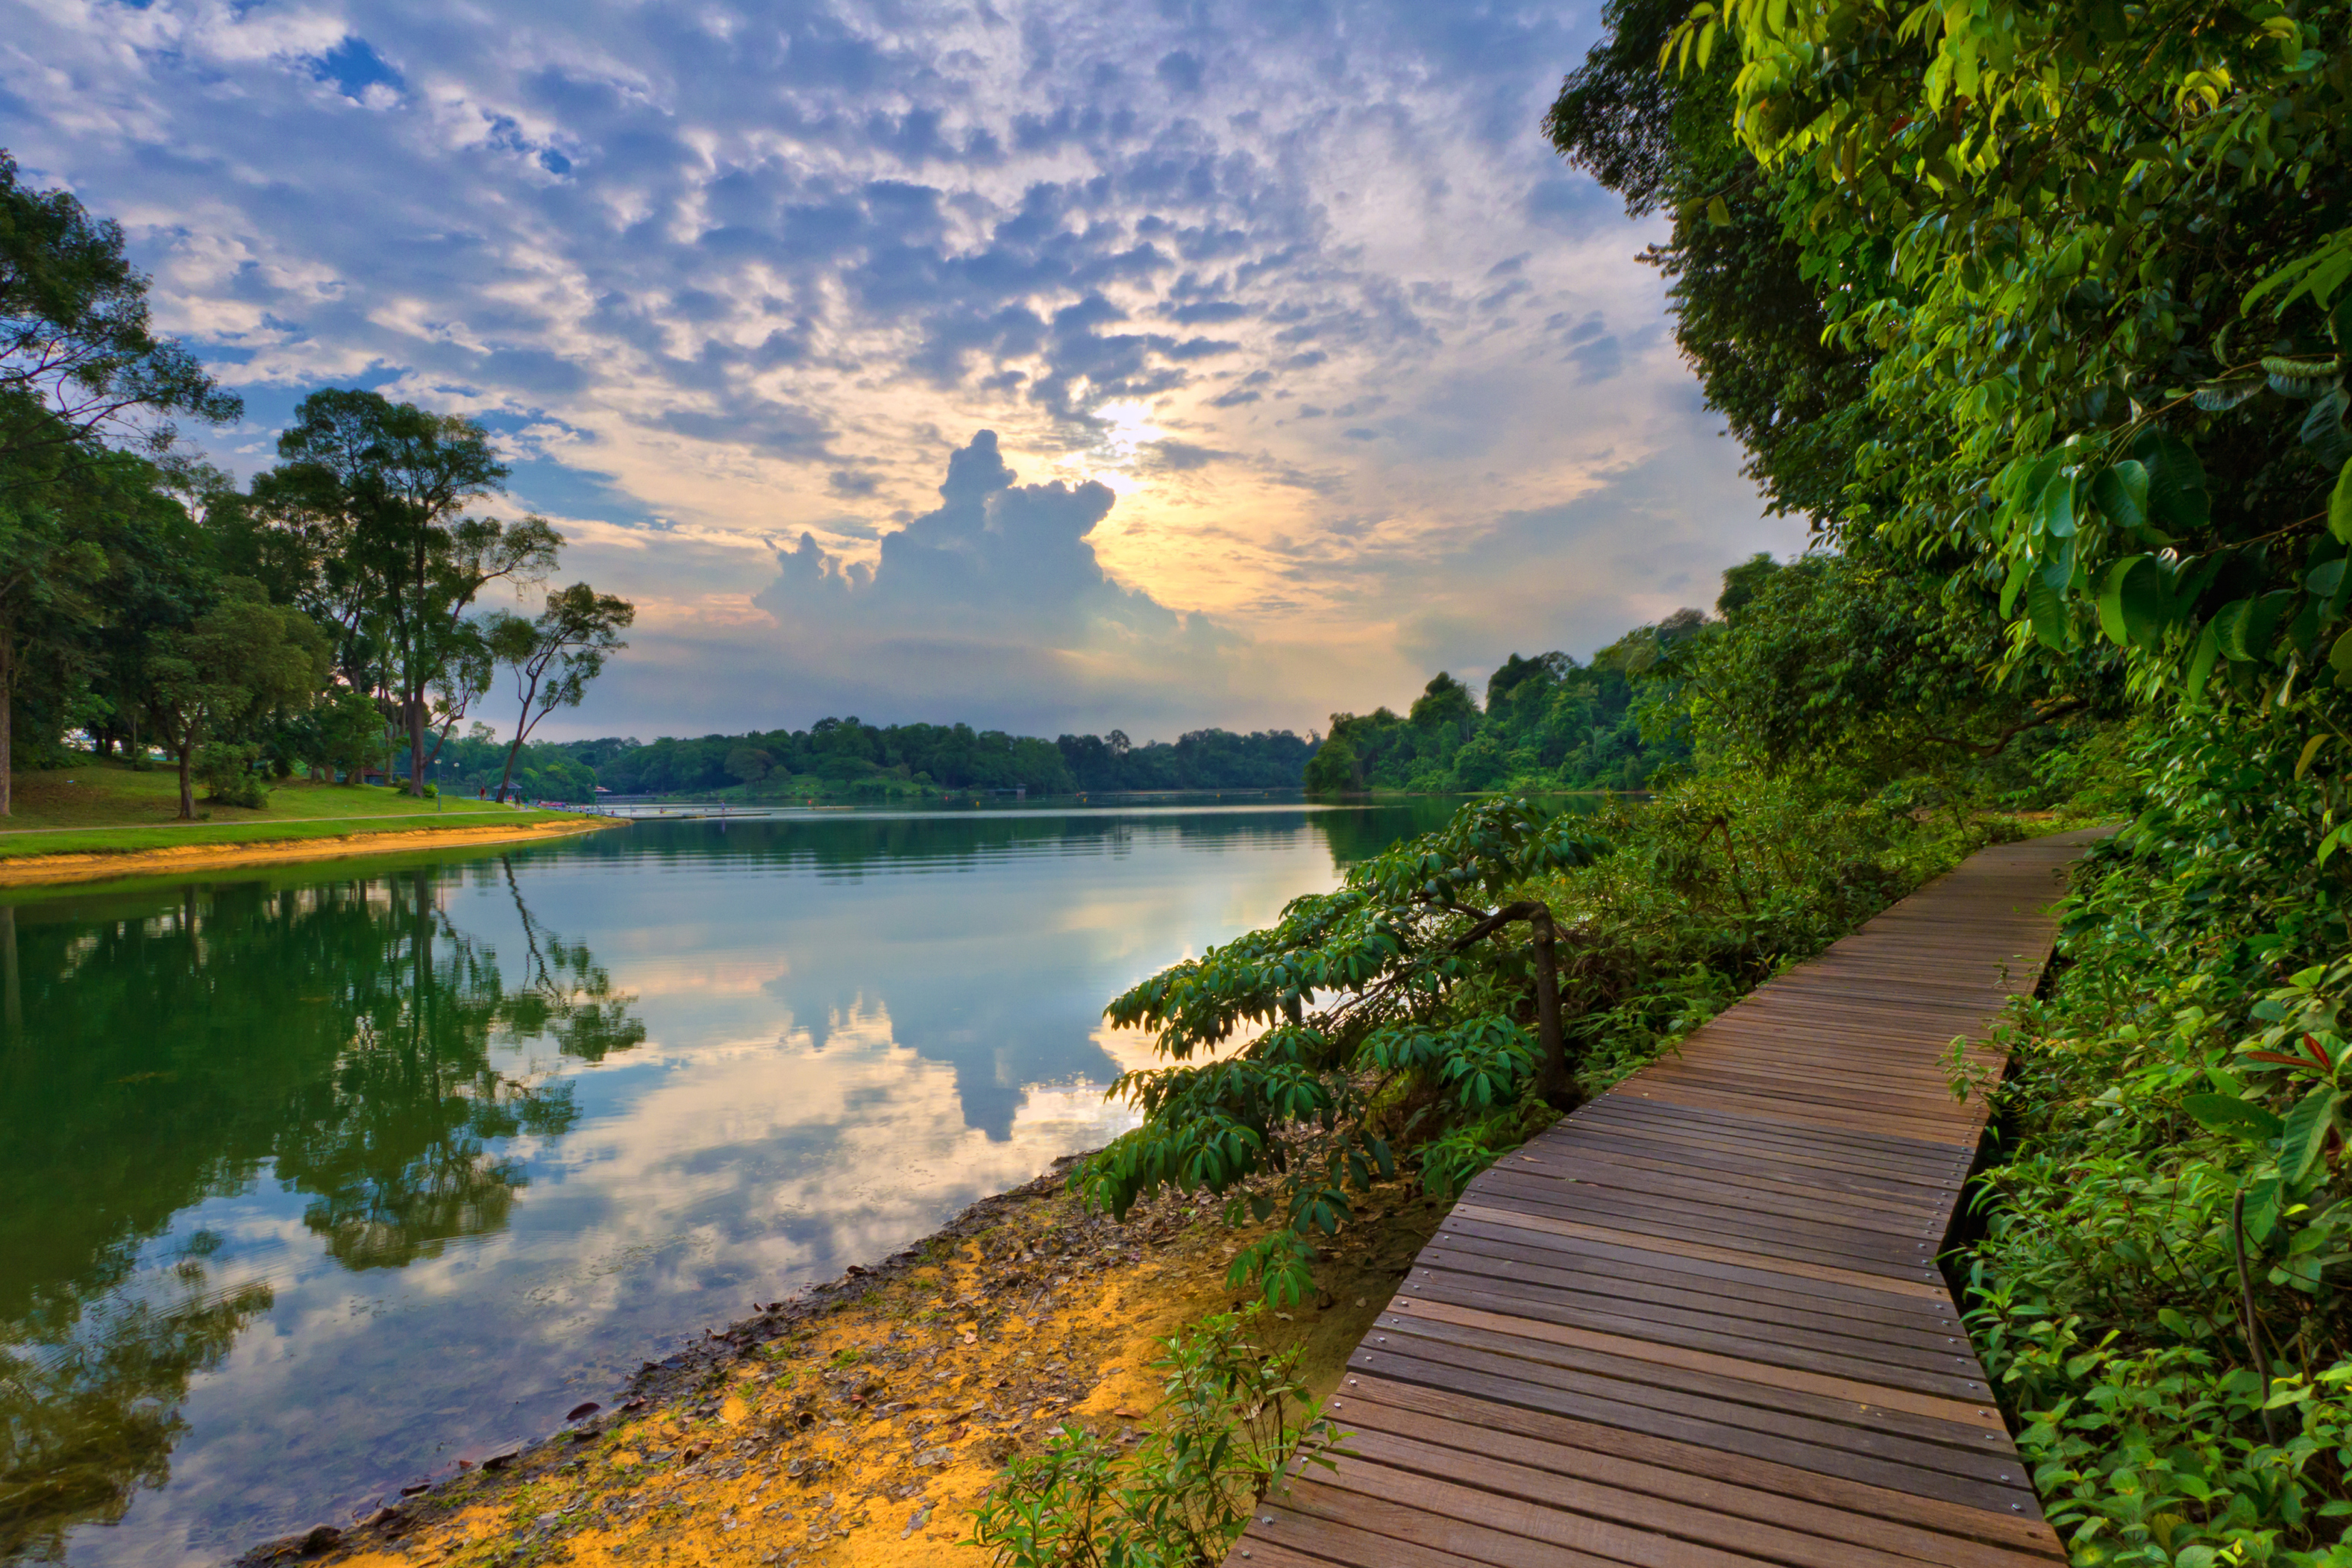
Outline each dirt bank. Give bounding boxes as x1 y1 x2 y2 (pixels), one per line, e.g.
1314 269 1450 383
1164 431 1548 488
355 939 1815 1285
0 816 621 888
251 1161 1444 1568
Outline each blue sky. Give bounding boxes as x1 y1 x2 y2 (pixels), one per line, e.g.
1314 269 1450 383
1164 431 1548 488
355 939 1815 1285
2 0 1804 741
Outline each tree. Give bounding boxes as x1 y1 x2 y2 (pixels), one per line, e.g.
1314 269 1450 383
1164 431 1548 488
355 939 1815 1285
298 685 390 784
1 151 240 464
1301 733 1358 795
1662 0 2352 719
268 389 559 795
725 744 774 785
0 476 104 812
483 583 633 803
145 585 330 818
1077 798 1602 1302
1545 0 1875 525
1675 553 2099 791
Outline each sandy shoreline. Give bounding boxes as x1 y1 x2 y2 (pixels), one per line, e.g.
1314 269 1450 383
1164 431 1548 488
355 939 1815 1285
0 815 624 888
237 1159 1443 1568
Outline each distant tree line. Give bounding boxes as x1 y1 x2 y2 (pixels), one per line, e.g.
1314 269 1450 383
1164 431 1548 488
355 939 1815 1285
1 154 632 816
1305 605 1718 795
570 720 1318 798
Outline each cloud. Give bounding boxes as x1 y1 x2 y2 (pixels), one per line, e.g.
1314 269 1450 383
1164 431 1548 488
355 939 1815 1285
720 431 1241 731
0 0 1810 739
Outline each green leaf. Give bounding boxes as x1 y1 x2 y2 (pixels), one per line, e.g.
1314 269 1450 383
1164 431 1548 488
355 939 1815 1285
2279 1086 2343 1185
2332 457 2352 545
2213 597 2256 662
2095 556 2168 647
2186 621 2222 701
1706 193 1731 225
2026 572 2069 651
2332 626 2352 681
2192 380 2264 413
2183 1092 2284 1141
2133 432 2212 533
2298 733 2333 780
2037 468 2077 539
1999 556 2030 618
2089 461 2150 530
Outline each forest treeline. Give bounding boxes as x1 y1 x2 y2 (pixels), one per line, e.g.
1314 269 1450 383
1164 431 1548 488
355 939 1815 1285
555 721 1316 797
1307 608 1713 794
0 153 631 819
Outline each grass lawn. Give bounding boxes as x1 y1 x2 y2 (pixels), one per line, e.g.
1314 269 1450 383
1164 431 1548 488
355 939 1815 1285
0 757 589 859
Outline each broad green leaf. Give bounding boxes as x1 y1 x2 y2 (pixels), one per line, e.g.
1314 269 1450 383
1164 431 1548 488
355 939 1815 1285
2212 597 2256 662
2133 432 2212 532
2280 1086 2344 1184
2183 1091 2284 1141
2026 572 2068 651
2186 622 2221 701
2095 555 2168 648
2333 456 2352 545
2089 460 2150 531
2298 733 2333 780
2037 468 2077 539
2332 626 2352 680
1999 556 2029 618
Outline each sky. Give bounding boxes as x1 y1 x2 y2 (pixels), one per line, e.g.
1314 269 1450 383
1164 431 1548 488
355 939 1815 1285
1 0 1807 742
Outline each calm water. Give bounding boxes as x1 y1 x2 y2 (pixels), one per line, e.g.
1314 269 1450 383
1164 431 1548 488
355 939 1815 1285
0 799 1471 1567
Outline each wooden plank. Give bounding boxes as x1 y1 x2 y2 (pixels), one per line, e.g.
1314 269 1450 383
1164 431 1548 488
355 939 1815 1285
1332 1379 2063 1562
1218 832 2099 1568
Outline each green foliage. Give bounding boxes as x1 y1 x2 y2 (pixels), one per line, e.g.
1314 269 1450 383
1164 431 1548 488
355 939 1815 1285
1080 771 2002 1302
193 741 267 809
1963 715 2352 1561
1077 796 1601 1302
1666 0 2352 717
966 1304 1343 1568
1313 613 1710 797
1676 551 2105 794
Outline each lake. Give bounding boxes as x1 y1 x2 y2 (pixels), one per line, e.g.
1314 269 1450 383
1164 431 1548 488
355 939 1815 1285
0 798 1471 1567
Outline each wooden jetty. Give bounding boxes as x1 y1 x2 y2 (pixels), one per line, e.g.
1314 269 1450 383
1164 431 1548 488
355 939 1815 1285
1226 829 2106 1568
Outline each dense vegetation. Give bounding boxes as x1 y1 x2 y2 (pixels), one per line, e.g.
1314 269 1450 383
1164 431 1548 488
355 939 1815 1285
1028 0 2352 1560
1 153 631 819
571 721 1317 800
1305 612 1705 794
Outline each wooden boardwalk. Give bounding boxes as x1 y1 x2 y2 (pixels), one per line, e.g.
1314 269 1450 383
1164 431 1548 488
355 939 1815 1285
1226 830 2105 1568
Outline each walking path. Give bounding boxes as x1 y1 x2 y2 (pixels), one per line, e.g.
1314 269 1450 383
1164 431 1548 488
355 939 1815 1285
1226 828 2106 1568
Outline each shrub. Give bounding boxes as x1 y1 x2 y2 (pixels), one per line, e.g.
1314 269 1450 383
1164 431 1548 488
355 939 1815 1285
1077 775 2008 1302
194 741 269 808
1965 715 2352 1562
967 1304 1343 1567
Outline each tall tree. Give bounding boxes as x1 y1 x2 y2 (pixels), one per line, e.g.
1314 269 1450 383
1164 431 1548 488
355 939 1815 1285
268 390 559 794
483 583 633 803
0 157 238 810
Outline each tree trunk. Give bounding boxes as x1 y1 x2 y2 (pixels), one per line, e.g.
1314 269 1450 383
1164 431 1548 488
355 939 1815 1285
408 689 427 797
1526 907 1572 1108
177 742 195 819
0 633 13 818
498 736 523 805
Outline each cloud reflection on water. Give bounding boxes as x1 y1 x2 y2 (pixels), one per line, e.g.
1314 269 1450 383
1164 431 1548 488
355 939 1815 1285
3 802 1459 1565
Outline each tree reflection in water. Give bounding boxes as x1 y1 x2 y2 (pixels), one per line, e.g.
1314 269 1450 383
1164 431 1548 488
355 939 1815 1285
0 862 641 1560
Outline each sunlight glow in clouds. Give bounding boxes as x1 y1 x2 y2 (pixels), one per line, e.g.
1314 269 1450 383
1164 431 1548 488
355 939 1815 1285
0 0 1807 738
